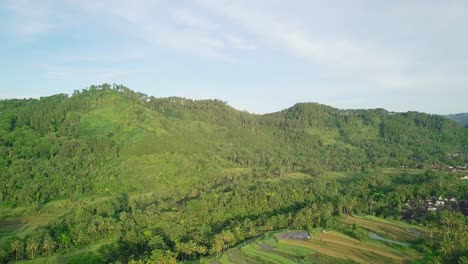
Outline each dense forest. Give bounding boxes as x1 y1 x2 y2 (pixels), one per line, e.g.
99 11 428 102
0 84 467 263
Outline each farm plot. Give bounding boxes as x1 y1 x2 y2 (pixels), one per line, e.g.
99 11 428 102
213 217 424 264
341 215 427 241
217 235 315 264
279 230 418 264
277 230 310 240
0 214 54 239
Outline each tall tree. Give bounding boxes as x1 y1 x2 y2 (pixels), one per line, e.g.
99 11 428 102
10 240 23 261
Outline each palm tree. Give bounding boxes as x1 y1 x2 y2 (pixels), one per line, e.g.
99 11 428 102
176 241 191 261
43 235 56 256
196 245 208 255
337 197 347 215
150 249 177 264
97 217 107 238
185 240 197 260
287 212 293 227
10 240 23 261
233 226 245 242
426 222 437 243
221 230 235 250
213 235 224 262
87 222 97 238
176 240 198 261
26 237 40 259
348 196 358 215
105 218 114 234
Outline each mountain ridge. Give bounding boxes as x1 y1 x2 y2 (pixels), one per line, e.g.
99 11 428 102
2 86 462 118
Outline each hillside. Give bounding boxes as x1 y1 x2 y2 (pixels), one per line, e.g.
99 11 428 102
0 84 466 204
0 84 467 263
1 84 467 203
447 113 468 127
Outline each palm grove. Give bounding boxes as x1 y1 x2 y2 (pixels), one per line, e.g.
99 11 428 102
0 84 467 263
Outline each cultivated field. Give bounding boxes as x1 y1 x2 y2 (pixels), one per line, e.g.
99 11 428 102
279 230 418 264
341 215 428 241
0 214 54 241
211 215 426 264
213 235 316 264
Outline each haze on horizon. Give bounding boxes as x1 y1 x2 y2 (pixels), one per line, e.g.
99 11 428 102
1 0 467 115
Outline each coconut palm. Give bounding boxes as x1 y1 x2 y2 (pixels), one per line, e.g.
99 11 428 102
10 240 23 261
87 222 98 238
212 235 224 261
221 230 235 250
43 235 56 256
26 237 40 259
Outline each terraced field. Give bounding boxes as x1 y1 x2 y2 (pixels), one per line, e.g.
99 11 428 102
210 215 426 264
341 215 428 242
279 231 418 264
217 236 315 264
0 214 55 241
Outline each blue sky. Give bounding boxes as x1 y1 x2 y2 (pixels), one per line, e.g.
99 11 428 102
1 0 467 114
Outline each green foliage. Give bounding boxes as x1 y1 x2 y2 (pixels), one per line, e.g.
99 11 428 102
0 84 467 263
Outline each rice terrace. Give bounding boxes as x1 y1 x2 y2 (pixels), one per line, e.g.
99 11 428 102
207 215 428 264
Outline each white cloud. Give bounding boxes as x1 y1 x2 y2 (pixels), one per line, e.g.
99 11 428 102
199 0 411 89
172 9 218 31
198 0 468 103
72 0 236 60
5 0 259 59
6 0 56 37
228 36 256 50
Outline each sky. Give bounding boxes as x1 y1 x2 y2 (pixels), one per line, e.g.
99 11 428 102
1 0 467 114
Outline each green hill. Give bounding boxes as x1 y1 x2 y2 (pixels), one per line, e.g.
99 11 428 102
0 84 465 204
446 113 468 127
0 84 467 263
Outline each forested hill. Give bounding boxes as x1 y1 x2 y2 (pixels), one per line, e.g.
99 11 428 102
446 113 468 127
0 84 467 205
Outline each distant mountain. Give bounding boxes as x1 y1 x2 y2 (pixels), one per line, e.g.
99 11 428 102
446 113 468 127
